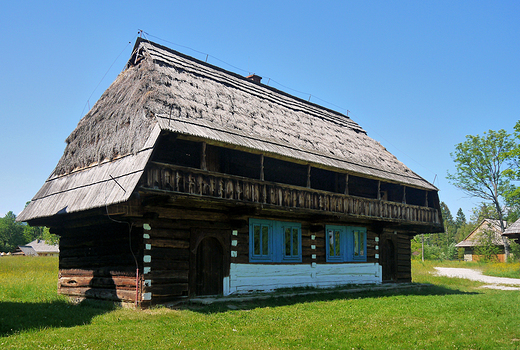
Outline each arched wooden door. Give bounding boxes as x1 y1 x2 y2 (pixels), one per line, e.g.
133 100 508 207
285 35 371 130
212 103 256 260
381 238 397 282
196 237 223 296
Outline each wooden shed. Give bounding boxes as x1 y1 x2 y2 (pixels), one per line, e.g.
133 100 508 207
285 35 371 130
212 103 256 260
456 219 508 262
18 38 443 307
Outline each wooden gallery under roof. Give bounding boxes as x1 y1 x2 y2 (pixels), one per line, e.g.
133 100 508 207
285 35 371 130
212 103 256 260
18 38 443 307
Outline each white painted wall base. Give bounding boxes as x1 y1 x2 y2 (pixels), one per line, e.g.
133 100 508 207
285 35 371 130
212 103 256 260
225 263 382 295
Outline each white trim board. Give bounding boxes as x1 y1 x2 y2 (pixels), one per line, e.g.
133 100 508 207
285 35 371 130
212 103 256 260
226 262 382 295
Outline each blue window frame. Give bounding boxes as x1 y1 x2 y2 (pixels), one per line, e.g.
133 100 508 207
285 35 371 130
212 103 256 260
326 226 345 262
250 220 273 261
249 219 301 263
352 228 366 261
325 225 367 262
282 224 301 262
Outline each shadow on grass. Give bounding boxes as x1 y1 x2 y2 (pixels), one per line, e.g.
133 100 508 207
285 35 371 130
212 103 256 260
186 283 480 314
0 299 117 337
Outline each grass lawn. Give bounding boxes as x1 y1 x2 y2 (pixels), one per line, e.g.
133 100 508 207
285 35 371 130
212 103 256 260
1 257 520 349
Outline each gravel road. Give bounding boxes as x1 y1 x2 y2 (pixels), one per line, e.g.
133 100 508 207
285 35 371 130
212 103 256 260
434 267 520 290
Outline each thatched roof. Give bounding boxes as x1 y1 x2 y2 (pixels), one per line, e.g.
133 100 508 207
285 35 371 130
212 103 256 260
18 38 438 223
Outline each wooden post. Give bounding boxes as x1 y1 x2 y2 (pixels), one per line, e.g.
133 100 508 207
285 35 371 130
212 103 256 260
421 234 424 262
345 174 349 195
260 155 264 181
377 180 381 200
402 186 406 204
201 142 207 171
307 165 311 188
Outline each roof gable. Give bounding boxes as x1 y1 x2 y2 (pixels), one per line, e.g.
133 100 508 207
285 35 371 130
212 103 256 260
456 219 508 247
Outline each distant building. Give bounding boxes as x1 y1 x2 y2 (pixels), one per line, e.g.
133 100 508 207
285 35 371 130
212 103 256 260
456 219 508 262
503 218 520 245
17 239 59 257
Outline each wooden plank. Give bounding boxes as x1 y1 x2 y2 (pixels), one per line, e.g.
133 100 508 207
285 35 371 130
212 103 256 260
58 286 137 302
59 276 136 288
145 270 189 279
59 268 136 277
145 283 189 295
149 260 189 270
149 247 190 260
148 228 190 240
148 238 189 249
59 255 137 268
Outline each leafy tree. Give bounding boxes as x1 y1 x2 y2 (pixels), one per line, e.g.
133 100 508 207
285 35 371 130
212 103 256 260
503 122 520 222
23 225 59 245
0 211 25 252
455 208 466 230
19 202 59 245
470 203 499 223
509 240 520 262
41 227 59 245
448 129 517 260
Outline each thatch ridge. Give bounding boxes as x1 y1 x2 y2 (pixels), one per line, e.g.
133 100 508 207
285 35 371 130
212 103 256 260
128 38 360 129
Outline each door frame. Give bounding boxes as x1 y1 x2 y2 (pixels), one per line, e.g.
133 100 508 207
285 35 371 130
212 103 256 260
380 233 398 282
189 228 230 297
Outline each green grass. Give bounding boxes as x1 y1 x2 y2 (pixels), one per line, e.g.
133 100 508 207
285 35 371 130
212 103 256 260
2 257 520 349
481 262 520 279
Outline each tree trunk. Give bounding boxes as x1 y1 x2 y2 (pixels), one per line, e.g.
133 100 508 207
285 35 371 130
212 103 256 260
495 201 509 262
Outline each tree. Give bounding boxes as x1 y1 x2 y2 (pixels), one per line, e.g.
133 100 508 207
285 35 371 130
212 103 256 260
503 120 520 222
19 202 60 245
455 208 466 230
448 129 517 261
454 208 470 244
0 211 25 252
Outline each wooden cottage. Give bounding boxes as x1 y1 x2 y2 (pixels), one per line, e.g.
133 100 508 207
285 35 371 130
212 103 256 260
456 219 508 262
18 38 443 307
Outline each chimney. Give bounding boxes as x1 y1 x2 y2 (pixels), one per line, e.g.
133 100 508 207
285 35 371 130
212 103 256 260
245 74 262 84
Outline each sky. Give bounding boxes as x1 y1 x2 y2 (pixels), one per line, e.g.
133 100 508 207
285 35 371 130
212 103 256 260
1 0 519 222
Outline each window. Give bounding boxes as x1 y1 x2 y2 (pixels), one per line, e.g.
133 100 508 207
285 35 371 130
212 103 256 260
353 228 366 260
325 225 367 262
249 219 301 262
327 226 343 262
252 221 271 260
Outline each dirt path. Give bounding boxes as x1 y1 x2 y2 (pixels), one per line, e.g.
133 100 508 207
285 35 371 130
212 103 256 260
434 267 520 290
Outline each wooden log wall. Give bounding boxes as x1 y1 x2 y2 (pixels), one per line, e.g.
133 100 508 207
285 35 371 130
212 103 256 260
144 162 441 227
56 222 143 304
139 216 232 306
396 233 412 282
141 221 191 306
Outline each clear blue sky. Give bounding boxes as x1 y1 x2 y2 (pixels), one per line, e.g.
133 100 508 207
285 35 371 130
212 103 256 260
1 1 519 222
